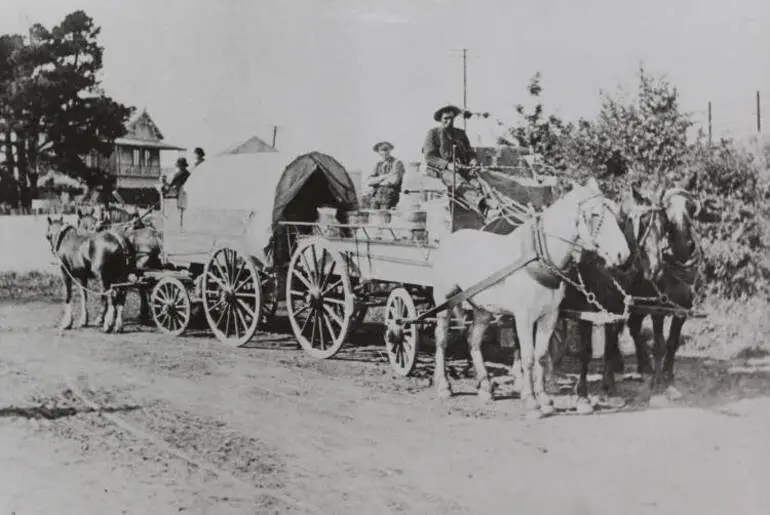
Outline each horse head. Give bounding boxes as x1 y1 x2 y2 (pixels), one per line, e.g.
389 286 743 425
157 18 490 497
45 215 73 254
617 183 669 282
77 208 107 233
569 177 631 269
659 187 701 265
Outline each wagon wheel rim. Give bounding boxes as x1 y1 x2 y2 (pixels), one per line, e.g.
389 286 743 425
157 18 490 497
202 248 261 347
286 238 354 359
384 287 419 376
150 277 191 337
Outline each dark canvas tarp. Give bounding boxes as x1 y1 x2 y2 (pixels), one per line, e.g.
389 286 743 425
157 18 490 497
271 151 359 226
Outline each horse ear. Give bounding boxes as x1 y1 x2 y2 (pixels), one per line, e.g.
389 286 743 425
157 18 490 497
630 184 647 204
584 177 601 192
46 215 52 224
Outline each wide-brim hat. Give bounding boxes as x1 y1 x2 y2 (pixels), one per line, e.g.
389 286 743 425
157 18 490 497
372 141 394 152
176 157 189 168
433 104 463 122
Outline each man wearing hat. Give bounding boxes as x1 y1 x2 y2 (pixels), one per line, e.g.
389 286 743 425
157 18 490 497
165 157 191 196
363 141 405 209
422 104 485 213
193 147 206 168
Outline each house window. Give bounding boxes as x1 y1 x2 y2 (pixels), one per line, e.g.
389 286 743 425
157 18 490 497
133 149 140 166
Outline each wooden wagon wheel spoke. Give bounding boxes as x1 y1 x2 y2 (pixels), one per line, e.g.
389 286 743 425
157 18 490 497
235 298 256 319
286 237 354 360
317 255 336 292
150 277 192 337
322 304 344 329
315 311 326 350
202 248 263 347
384 288 420 377
320 277 343 297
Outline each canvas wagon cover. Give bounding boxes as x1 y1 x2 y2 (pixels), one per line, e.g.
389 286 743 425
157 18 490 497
176 150 358 267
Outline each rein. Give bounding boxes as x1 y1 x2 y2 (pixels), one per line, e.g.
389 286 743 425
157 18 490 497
51 224 76 255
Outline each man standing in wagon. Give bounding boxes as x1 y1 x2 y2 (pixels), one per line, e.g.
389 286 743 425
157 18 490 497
422 104 486 214
363 141 406 210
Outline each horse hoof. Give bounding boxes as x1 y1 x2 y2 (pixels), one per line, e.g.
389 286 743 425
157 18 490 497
576 398 594 415
649 394 671 409
78 320 88 328
664 386 684 401
599 396 626 410
59 323 73 331
477 389 493 404
437 386 453 400
539 403 556 417
524 408 545 420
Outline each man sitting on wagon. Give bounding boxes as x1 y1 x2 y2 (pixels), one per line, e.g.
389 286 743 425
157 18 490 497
422 104 487 215
362 141 405 210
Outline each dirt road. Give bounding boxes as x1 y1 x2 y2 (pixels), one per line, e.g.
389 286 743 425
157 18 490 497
1 301 770 514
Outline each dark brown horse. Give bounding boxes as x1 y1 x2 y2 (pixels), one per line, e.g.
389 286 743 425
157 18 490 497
557 185 702 412
622 186 702 407
555 185 667 414
76 207 163 324
45 215 133 332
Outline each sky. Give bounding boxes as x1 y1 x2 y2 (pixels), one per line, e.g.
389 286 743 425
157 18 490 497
1 0 768 172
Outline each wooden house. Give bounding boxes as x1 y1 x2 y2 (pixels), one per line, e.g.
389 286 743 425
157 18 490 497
85 109 185 205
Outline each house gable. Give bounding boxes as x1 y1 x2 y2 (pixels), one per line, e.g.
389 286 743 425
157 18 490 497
125 109 165 142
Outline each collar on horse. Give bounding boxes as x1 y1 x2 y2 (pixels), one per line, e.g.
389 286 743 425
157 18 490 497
52 224 76 255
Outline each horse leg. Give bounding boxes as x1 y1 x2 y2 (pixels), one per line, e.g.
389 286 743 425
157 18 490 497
510 342 525 396
112 288 126 333
533 308 559 416
627 312 653 375
77 275 89 327
59 267 74 330
433 310 453 399
648 315 668 406
513 313 538 415
468 309 493 403
602 323 620 396
601 322 627 409
576 320 594 415
661 315 686 401
100 271 116 333
138 289 152 326
96 292 107 327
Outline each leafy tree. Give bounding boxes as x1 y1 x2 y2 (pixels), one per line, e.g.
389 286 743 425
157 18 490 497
570 65 693 186
507 72 574 172
0 10 134 207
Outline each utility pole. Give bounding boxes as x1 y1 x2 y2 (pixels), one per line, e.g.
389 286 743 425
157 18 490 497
462 48 467 130
757 91 762 134
449 48 470 130
271 125 279 148
708 101 712 145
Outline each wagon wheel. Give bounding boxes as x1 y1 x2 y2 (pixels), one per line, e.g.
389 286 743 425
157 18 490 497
150 277 192 336
384 288 420 377
286 237 354 359
202 247 262 347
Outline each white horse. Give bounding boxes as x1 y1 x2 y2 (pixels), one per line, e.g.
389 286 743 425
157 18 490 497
431 177 631 417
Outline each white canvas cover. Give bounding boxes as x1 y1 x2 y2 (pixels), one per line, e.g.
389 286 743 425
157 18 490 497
175 152 292 264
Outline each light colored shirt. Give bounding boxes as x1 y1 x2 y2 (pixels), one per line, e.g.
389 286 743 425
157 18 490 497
366 157 405 189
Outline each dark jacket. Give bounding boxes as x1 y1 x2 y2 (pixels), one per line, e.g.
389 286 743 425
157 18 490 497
422 126 475 170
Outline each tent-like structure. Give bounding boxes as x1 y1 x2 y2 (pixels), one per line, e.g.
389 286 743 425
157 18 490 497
180 150 358 267
218 135 277 155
